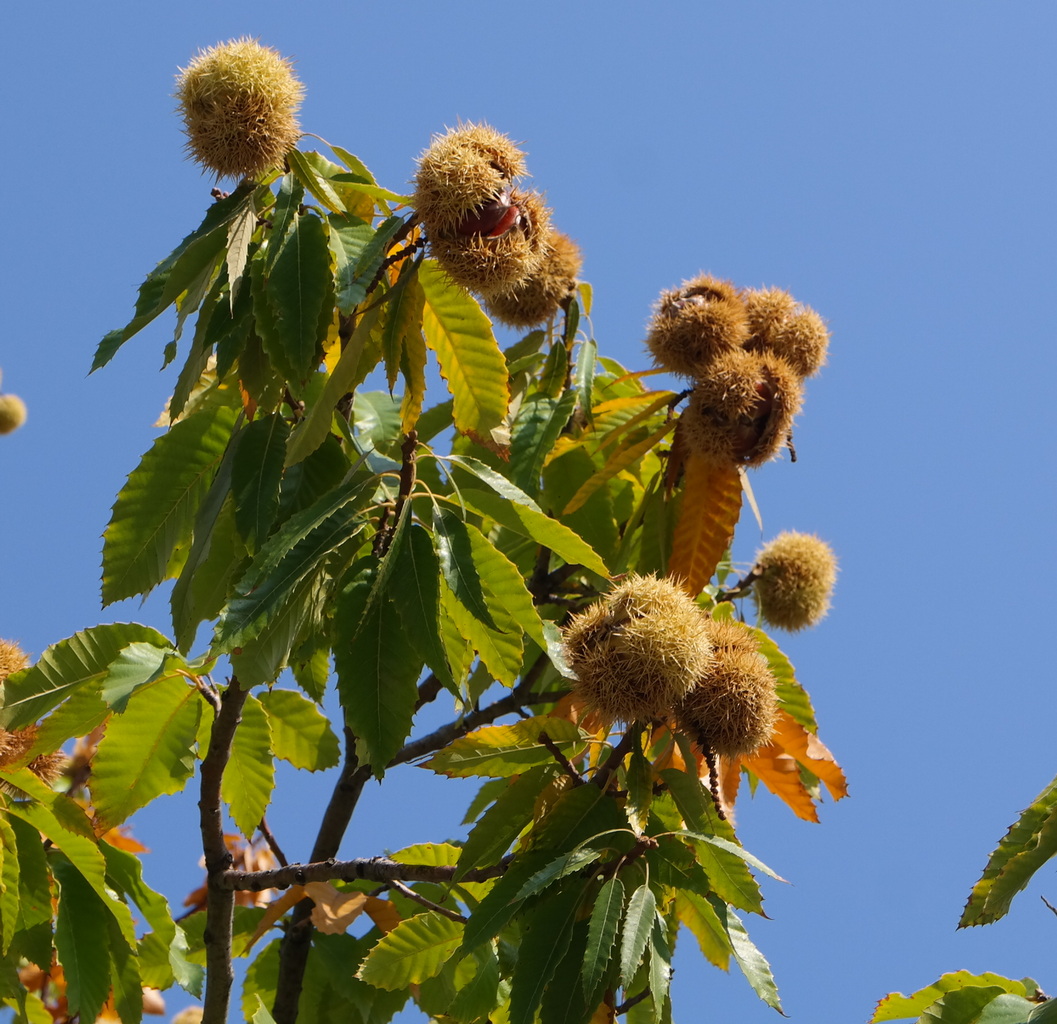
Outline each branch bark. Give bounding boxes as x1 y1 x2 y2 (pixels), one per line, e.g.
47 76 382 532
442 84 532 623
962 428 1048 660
198 676 249 1024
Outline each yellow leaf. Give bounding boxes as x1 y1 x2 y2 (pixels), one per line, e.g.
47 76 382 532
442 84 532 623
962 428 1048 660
365 895 402 934
668 454 742 596
304 881 369 934
741 748 818 822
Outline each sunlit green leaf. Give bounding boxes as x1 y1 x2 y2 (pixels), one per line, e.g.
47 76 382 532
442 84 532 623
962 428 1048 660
102 405 239 605
960 772 1057 927
510 391 579 495
232 413 290 552
91 674 202 827
873 972 1040 1023
259 689 339 771
425 717 583 778
357 911 464 989
583 876 624 999
708 895 782 1011
52 855 111 1023
0 623 173 730
619 884 656 988
222 693 274 839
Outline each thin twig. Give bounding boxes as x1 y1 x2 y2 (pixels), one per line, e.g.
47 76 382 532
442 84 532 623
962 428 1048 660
538 730 582 783
716 565 763 603
258 818 289 868
591 728 639 792
388 879 467 923
193 675 222 715
615 989 652 1016
198 677 249 1024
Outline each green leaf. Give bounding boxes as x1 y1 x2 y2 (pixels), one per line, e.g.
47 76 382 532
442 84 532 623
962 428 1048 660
222 693 274 839
922 989 1035 1024
0 623 172 729
873 973 1039 1023
961 772 1057 927
676 830 785 884
8 815 50 933
619 884 656 988
357 910 464 990
419 259 509 440
574 338 597 423
232 413 290 552
0 814 19 954
648 912 673 1024
225 200 258 311
102 405 239 604
442 579 523 689
52 855 112 1023
263 210 333 383
287 149 347 214
251 993 279 1024
283 302 383 467
432 506 498 629
453 485 610 578
425 717 584 778
457 766 554 877
449 943 502 1023
461 851 551 952
528 784 621 854
583 876 624 998
213 478 371 652
509 885 581 1024
708 895 782 1012
259 689 340 771
334 571 422 774
99 641 184 712
93 187 253 370
515 846 601 901
509 391 580 494
380 265 425 390
625 746 653 833
389 524 455 693
90 674 202 827
107 911 144 1024
327 213 375 314
462 518 547 648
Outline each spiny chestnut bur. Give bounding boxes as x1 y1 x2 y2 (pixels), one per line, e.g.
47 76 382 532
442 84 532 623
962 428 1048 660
0 638 29 680
561 574 713 724
413 122 527 236
676 618 779 759
646 274 750 377
752 531 838 631
0 394 27 434
482 230 583 328
681 349 803 467
426 186 552 294
175 38 304 180
742 286 830 379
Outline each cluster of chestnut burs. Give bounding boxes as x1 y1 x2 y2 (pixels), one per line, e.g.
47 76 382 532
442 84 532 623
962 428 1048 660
649 274 830 467
561 575 776 762
413 124 582 329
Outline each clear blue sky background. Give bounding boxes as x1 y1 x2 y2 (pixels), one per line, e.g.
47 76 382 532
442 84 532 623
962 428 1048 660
2 2 1055 1021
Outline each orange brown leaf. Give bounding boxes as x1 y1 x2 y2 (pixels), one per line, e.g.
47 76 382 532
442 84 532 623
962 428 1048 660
668 454 742 596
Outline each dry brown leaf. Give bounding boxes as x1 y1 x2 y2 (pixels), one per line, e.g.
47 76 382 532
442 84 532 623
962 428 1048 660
668 454 742 596
304 881 369 934
241 886 306 954
740 746 818 822
768 711 848 801
364 895 402 934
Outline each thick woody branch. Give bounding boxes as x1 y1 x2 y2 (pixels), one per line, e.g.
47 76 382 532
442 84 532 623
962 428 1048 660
198 677 249 1024
220 855 509 893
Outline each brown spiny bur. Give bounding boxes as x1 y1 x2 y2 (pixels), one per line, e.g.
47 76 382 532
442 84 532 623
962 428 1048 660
413 123 528 238
645 275 749 377
0 639 29 682
482 230 583 328
429 188 551 294
676 618 778 759
175 38 304 180
0 725 68 794
681 350 802 467
561 574 713 725
742 287 830 379
753 531 837 631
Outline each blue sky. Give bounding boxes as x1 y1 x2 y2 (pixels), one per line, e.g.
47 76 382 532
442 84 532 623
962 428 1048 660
3 2 1056 1021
